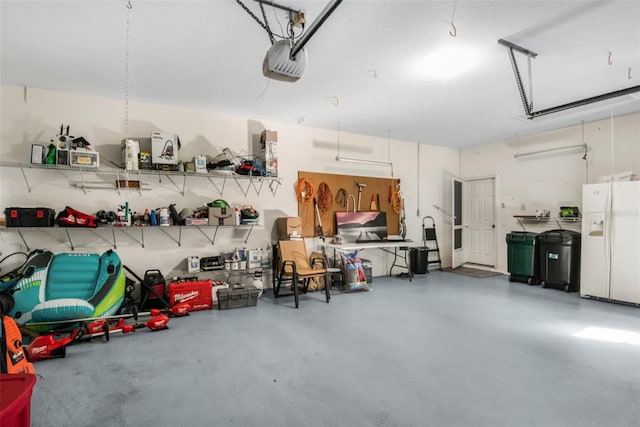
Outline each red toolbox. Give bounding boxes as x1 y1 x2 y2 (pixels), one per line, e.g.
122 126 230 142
168 280 213 311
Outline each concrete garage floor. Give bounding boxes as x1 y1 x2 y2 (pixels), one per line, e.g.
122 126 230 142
29 271 640 427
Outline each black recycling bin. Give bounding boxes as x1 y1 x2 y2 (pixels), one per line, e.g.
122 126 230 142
537 229 581 293
506 231 538 285
410 247 428 275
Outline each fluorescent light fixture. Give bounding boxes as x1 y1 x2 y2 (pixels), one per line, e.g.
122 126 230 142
414 45 482 81
335 156 392 167
514 143 586 159
574 326 640 346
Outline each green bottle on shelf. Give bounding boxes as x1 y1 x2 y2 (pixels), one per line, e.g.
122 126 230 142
45 144 56 164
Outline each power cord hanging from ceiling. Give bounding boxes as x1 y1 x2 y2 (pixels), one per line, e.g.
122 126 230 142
417 142 420 217
124 0 132 141
387 129 394 178
255 77 271 100
259 2 275 44
236 0 305 44
336 120 341 158
582 120 589 184
271 2 285 37
449 1 458 37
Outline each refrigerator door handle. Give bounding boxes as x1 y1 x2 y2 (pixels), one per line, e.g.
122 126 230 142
605 183 612 298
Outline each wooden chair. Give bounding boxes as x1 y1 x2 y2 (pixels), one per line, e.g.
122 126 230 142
274 240 330 308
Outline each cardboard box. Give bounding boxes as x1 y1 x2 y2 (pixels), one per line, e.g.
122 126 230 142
151 131 179 165
70 150 99 167
277 217 302 238
209 207 235 226
168 280 213 311
261 130 278 143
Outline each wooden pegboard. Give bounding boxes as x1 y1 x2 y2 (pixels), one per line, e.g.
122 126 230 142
296 171 400 237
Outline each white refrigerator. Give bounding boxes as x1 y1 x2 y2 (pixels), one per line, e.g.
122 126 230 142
581 181 640 304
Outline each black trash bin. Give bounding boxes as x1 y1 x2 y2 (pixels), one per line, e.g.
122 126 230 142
506 231 538 285
410 247 428 275
537 229 581 292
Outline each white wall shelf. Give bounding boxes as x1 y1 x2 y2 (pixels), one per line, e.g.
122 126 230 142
513 215 581 231
0 161 282 197
0 224 257 252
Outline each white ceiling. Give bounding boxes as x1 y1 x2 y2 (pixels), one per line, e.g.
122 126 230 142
1 0 639 149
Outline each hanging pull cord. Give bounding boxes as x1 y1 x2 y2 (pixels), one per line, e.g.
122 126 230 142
126 0 132 9
449 1 458 37
449 22 457 37
124 1 131 140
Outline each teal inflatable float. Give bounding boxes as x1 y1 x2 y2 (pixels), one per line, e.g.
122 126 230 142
6 249 125 331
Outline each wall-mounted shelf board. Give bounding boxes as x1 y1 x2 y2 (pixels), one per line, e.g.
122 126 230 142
0 161 282 197
513 215 581 231
0 224 257 251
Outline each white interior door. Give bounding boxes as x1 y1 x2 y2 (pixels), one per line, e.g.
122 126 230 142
463 178 496 267
452 178 464 268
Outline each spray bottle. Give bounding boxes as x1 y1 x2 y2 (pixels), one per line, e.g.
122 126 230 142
235 206 241 225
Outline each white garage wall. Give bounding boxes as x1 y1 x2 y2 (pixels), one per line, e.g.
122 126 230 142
461 111 640 273
4 85 636 280
0 85 460 280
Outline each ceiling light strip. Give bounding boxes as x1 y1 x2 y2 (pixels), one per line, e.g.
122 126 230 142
335 156 393 167
514 144 587 159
